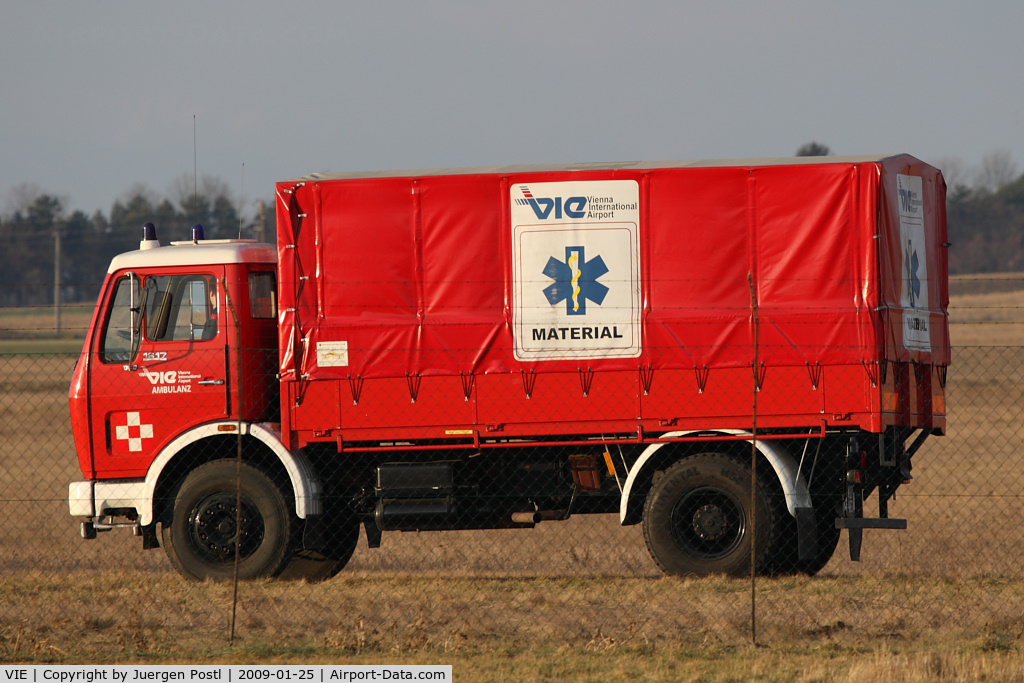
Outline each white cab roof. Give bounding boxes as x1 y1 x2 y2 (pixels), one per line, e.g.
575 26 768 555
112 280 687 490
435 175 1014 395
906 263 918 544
108 240 276 274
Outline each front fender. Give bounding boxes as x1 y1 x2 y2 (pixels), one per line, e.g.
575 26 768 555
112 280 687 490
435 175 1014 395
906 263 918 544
135 421 320 525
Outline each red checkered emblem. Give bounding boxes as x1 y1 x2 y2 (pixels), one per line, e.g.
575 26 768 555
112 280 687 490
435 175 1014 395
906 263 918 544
111 411 155 455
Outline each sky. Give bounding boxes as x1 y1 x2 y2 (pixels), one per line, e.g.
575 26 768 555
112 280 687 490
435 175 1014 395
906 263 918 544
2 1 1022 223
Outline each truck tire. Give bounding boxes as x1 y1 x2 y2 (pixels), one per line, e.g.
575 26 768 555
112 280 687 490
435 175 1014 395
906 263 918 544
161 460 295 581
642 454 774 577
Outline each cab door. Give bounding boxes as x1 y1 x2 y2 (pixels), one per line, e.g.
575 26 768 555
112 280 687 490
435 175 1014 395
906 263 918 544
88 267 229 478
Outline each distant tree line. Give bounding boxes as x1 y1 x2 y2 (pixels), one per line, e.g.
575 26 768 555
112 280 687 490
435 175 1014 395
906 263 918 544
943 151 1024 274
0 177 274 307
1 149 1022 308
796 144 1024 275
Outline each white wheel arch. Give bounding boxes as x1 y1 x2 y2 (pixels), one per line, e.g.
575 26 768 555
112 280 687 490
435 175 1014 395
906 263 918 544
134 421 321 526
619 429 812 526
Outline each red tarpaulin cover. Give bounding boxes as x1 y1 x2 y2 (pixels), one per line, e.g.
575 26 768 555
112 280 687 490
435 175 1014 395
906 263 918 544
276 156 950 383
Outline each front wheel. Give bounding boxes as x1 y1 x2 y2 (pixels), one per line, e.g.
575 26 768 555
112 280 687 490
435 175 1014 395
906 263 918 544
162 460 295 581
642 454 775 577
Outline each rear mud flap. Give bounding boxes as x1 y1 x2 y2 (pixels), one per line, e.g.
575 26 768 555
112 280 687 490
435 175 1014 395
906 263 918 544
796 506 817 561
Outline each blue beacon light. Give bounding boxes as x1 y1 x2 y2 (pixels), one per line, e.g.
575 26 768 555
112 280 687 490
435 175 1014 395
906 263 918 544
139 222 160 250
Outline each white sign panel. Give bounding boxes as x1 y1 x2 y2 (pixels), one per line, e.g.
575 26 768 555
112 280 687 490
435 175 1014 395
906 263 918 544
511 180 641 361
896 173 930 352
316 340 349 367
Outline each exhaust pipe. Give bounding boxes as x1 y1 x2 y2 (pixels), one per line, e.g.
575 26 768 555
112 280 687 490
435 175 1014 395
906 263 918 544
511 511 541 525
511 510 567 525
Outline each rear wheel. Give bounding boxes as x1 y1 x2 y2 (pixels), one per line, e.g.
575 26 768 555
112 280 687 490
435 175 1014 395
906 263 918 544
162 460 294 581
643 454 775 577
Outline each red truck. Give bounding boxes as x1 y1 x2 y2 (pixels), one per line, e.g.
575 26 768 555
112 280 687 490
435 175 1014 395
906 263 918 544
68 155 950 581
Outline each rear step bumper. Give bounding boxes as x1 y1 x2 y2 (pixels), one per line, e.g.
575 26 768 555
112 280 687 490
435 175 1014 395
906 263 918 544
835 517 907 561
836 517 907 530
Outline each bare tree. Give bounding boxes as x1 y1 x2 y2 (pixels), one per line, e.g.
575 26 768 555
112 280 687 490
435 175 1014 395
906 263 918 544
934 156 969 192
975 149 1018 193
3 183 67 220
118 183 159 208
169 174 233 219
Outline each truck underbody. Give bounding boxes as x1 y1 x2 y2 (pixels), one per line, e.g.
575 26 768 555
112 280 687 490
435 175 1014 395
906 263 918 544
78 422 929 581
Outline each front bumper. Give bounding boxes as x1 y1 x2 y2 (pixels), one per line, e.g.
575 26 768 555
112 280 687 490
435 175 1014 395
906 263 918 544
68 479 149 521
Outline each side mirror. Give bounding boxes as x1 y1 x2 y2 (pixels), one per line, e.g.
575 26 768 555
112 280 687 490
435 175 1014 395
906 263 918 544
124 272 146 370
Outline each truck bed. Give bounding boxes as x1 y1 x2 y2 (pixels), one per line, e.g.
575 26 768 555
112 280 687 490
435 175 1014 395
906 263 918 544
275 156 949 449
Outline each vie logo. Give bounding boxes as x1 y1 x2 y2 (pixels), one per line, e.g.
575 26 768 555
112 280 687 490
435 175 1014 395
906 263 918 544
139 368 178 385
516 186 587 220
898 187 922 215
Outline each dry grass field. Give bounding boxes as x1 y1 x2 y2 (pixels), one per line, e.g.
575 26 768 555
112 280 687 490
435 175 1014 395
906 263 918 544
2 282 1023 678
0 305 89 354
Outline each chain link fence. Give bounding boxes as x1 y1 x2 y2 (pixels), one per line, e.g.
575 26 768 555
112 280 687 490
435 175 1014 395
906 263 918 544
1 286 1022 659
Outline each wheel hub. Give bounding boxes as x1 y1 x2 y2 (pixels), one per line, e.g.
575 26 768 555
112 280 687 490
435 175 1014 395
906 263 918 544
692 504 729 541
189 494 265 564
669 486 746 560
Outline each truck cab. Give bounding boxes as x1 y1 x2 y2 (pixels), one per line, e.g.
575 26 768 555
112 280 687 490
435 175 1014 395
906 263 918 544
67 225 307 579
70 226 279 479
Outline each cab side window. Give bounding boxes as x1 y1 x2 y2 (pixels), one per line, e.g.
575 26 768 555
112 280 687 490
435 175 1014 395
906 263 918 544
248 271 277 319
144 274 218 343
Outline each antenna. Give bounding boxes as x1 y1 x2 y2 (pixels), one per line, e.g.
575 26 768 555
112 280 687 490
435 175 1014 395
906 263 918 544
239 162 245 239
193 115 198 225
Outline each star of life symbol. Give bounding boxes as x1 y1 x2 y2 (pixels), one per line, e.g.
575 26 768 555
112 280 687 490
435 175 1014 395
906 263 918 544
904 237 921 308
542 246 609 315
113 411 154 454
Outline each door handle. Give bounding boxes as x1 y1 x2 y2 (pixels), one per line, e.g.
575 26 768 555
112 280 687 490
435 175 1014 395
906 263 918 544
198 379 226 386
